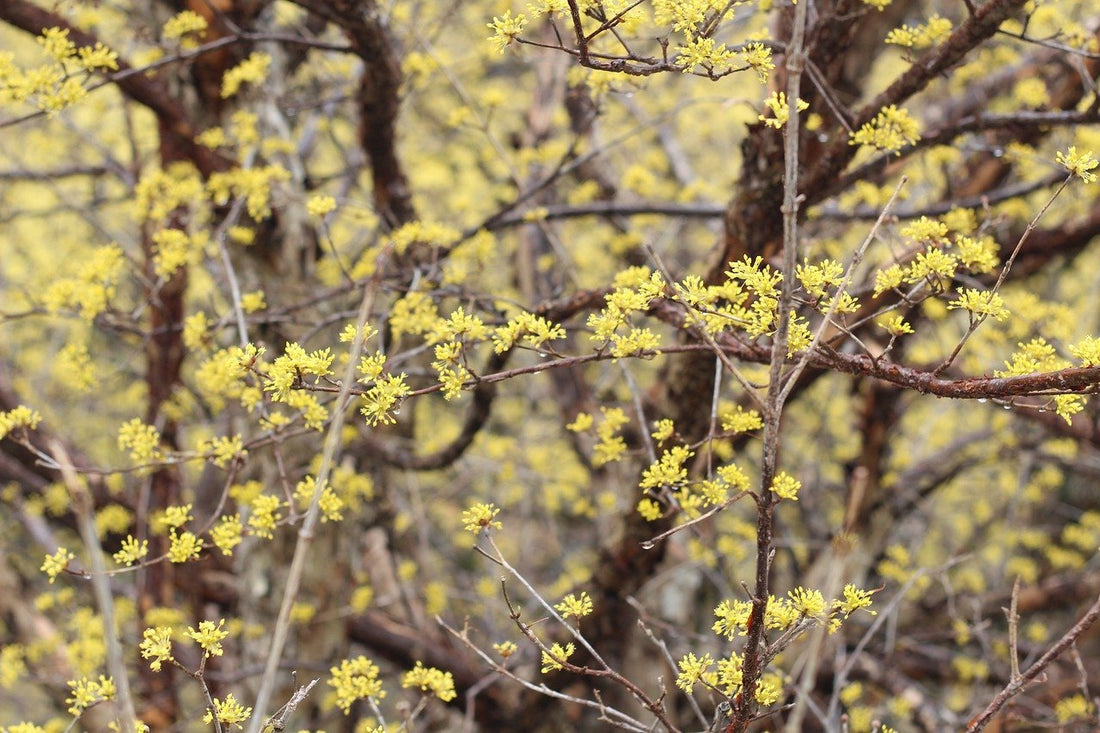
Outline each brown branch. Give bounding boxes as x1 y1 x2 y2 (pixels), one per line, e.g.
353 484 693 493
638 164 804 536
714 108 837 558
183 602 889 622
486 200 725 229
967 590 1100 731
293 0 416 228
801 0 1031 206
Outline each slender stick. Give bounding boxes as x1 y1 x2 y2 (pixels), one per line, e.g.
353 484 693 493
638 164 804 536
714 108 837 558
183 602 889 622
52 440 137 732
732 0 811 725
968 590 1100 732
246 252 387 732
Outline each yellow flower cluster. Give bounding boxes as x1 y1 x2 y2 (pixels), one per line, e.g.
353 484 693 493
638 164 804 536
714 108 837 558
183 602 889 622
676 36 737 74
462 501 502 533
540 641 575 673
723 256 783 337
770 471 802 501
995 338 1085 422
946 288 1010 321
207 164 291 220
759 91 809 130
263 342 333 402
202 693 252 726
201 434 247 468
40 547 73 583
872 215 1000 310
492 311 566 354
389 291 440 340
402 661 457 701
248 494 285 539
720 405 763 433
211 513 244 555
162 10 208 41
885 15 953 49
65 675 115 716
360 372 411 426
186 619 228 658
555 591 594 619
639 446 694 491
711 583 876 642
133 162 206 223
329 656 386 713
877 314 914 336
117 419 163 463
742 43 775 83
850 105 920 154
385 220 460 255
0 405 42 441
113 536 149 566
167 530 202 563
293 475 345 522
139 626 174 671
487 11 527 53
587 268 666 358
41 244 127 320
221 52 271 98
1056 146 1099 183
0 28 116 114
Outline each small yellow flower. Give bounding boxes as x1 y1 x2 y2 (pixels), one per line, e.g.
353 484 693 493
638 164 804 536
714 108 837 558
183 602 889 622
167 530 202 563
759 92 809 130
675 652 714 692
163 10 208 40
41 547 74 583
850 105 920 154
211 514 243 556
113 536 149 566
186 619 229 657
540 642 575 673
877 314 914 336
402 661 457 701
65 675 114 716
0 405 43 441
771 471 802 500
220 52 271 98
566 412 593 432
1056 146 1099 183
240 290 266 313
139 626 174 671
462 502 502 533
637 498 663 521
329 656 385 713
202 692 252 727
554 591 594 619
307 195 337 217
487 11 527 53
946 288 1010 321
650 419 675 442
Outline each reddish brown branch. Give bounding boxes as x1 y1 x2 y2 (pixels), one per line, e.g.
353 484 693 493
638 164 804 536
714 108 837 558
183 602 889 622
293 0 416 228
801 0 1031 205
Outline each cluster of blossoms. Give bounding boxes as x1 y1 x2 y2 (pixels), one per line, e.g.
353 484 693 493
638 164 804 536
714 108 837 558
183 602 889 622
676 585 876 705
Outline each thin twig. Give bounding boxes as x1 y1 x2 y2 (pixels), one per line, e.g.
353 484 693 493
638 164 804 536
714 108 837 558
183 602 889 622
1007 577 1021 682
246 248 389 733
935 175 1071 374
968 590 1100 732
733 0 810 723
51 441 138 732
